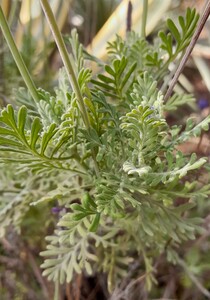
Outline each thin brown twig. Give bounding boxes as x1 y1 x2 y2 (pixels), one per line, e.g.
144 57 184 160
197 131 204 152
75 274 82 300
126 1 133 33
152 298 177 300
27 249 50 299
0 255 20 267
164 0 210 101
0 237 13 250
110 273 147 300
66 283 74 300
162 277 176 299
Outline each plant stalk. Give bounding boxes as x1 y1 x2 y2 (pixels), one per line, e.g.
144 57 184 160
39 0 90 129
54 279 60 300
0 5 40 103
39 0 100 176
8 0 19 26
126 1 132 33
164 0 210 101
178 257 210 299
141 0 148 38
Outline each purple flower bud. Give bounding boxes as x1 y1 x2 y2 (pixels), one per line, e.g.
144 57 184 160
51 206 63 214
198 98 209 110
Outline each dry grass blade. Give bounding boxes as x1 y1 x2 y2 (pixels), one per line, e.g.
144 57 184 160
87 0 171 59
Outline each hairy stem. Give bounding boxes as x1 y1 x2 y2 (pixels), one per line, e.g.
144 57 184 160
141 0 148 38
0 6 40 103
164 0 210 101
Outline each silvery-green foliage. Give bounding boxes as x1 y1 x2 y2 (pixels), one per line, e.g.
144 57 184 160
0 8 210 292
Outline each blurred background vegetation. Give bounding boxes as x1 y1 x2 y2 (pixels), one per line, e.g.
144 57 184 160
0 0 210 299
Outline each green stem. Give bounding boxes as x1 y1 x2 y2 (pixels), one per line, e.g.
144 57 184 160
54 280 59 300
39 0 89 129
8 0 18 26
39 0 100 177
0 6 40 103
178 257 210 299
141 0 148 38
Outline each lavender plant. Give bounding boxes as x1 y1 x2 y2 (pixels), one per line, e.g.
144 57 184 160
0 1 210 298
